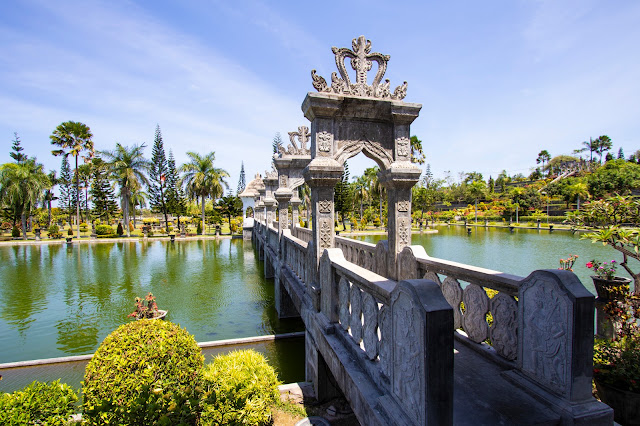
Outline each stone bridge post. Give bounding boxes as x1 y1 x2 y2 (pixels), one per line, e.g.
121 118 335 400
290 196 301 228
275 188 292 235
303 159 343 304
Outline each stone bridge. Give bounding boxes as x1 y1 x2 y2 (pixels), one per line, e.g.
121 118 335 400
241 36 613 425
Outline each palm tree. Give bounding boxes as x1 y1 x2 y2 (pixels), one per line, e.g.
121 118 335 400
364 167 384 223
50 121 94 238
0 159 51 239
353 175 370 219
594 135 613 164
100 143 150 237
42 170 58 227
179 152 229 234
579 138 598 163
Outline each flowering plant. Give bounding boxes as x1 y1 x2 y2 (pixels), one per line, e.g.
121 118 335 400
128 292 160 319
586 259 618 281
558 254 578 271
593 291 640 392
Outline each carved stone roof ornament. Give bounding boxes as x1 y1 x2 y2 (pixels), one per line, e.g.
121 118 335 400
311 35 407 100
277 126 311 156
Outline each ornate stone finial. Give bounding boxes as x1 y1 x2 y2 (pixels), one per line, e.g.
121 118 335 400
310 35 407 100
281 126 311 155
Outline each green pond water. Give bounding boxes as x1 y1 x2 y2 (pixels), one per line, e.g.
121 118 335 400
0 239 304 365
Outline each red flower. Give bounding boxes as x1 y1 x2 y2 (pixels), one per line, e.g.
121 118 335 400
586 262 593 268
593 368 600 374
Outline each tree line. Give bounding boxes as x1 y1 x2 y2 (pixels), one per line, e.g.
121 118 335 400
0 122 242 238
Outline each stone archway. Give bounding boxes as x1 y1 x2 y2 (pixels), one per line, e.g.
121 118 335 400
302 35 422 280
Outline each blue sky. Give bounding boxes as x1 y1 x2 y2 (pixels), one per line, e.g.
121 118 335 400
1 0 639 191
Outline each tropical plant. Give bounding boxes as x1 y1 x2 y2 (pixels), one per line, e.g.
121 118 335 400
90 157 118 222
565 194 640 295
50 121 94 238
593 135 613 164
0 159 51 239
42 171 58 227
558 254 578 271
100 143 150 237
128 292 162 319
586 259 619 280
217 195 242 230
180 152 229 235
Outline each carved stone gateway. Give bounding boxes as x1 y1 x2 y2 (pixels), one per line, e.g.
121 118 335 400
303 35 422 281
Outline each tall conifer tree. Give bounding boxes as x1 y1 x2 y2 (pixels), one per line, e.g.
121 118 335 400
165 150 186 228
237 162 246 194
10 132 27 163
90 157 118 222
59 156 73 225
148 125 169 231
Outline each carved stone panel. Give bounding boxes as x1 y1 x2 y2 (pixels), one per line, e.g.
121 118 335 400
339 277 350 331
396 137 410 160
462 284 489 342
490 292 518 361
318 200 332 214
391 288 422 425
317 131 333 153
441 277 463 329
350 284 363 344
362 292 379 360
319 219 332 249
520 278 570 394
397 200 410 212
279 175 287 188
397 218 410 246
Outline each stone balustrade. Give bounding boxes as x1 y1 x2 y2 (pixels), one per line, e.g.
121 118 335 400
281 230 309 284
291 225 312 243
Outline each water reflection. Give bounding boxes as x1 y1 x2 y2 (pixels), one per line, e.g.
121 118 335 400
0 239 304 363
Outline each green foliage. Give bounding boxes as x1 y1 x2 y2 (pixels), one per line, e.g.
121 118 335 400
196 221 202 235
11 225 20 238
47 224 62 239
95 224 114 236
83 320 204 425
0 380 78 426
80 222 88 232
116 222 124 236
67 227 73 236
200 349 280 426
587 159 640 197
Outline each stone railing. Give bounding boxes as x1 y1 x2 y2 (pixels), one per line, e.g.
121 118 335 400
292 226 312 243
398 245 520 363
319 248 453 425
397 245 601 415
281 230 309 284
267 225 279 249
334 236 388 277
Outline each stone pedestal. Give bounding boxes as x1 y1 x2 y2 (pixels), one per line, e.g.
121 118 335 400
275 189 293 235
34 228 41 241
291 197 302 228
264 199 276 228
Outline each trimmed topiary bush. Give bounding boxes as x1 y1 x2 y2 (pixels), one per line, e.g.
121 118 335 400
116 222 124 236
47 224 62 239
196 221 202 235
200 349 281 426
0 380 78 425
83 320 204 425
95 224 114 236
11 225 20 238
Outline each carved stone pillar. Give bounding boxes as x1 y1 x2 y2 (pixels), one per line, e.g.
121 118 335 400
379 165 421 280
290 196 302 229
274 188 292 235
303 159 343 287
264 199 276 227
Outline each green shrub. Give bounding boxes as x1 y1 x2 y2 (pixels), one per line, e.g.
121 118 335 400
196 221 202 235
95 224 114 236
116 222 124 236
200 349 280 426
11 225 20 238
67 227 73 236
48 224 62 239
80 223 89 233
83 320 203 425
0 380 78 426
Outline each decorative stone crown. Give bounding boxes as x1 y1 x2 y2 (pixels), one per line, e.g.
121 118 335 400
277 126 311 156
311 35 407 100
